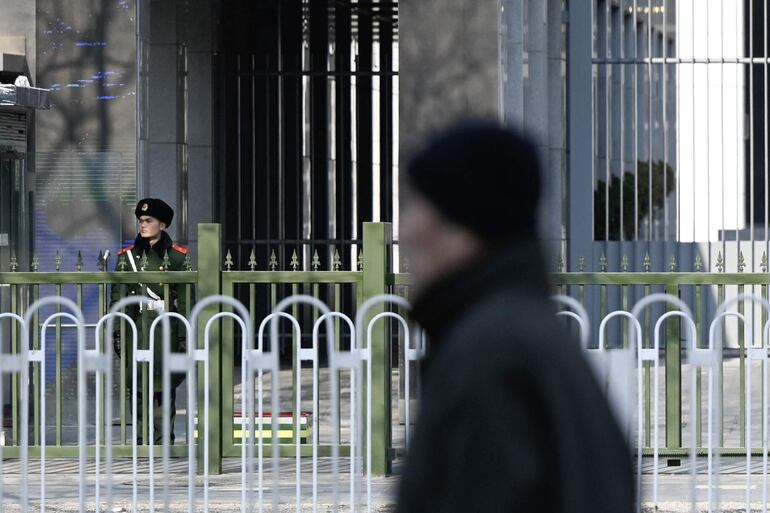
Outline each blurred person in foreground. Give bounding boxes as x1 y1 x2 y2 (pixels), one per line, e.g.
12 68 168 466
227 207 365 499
397 120 634 512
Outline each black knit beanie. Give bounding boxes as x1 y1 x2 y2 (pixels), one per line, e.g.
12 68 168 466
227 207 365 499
406 120 541 243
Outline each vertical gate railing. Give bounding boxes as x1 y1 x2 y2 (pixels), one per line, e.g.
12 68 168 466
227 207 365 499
556 292 723 511
357 293 414 507
0 222 402 479
0 311 27 512
5 285 770 510
552 256 770 456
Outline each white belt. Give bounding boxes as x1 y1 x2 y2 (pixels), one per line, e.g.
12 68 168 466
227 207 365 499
126 250 166 313
146 299 166 312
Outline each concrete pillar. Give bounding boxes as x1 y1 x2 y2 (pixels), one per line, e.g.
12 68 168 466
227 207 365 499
184 0 217 262
525 0 558 255
145 0 181 221
502 0 524 125
567 0 595 268
545 0 567 258
143 0 216 263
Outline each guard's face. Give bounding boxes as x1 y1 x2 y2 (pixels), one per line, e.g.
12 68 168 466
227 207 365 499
138 216 165 239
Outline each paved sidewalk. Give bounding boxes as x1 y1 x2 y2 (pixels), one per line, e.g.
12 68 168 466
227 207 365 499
0 458 398 512
6 457 770 512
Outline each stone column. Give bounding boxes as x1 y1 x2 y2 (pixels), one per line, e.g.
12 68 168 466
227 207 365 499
183 0 217 260
144 0 216 261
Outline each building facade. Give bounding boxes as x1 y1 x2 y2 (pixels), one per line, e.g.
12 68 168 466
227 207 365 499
1 0 768 275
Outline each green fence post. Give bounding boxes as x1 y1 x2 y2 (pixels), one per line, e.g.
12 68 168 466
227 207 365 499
665 283 681 451
197 223 222 474
363 222 392 476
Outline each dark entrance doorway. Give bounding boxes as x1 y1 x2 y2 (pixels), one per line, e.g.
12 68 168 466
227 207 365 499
217 0 398 270
216 0 399 359
0 151 29 274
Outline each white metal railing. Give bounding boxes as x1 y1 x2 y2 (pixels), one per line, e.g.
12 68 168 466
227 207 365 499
0 294 419 512
553 291 770 512
5 292 770 510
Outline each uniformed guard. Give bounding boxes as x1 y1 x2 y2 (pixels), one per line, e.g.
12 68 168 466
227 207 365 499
110 198 190 445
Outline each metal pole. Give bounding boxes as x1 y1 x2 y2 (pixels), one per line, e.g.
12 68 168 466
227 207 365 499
361 223 391 475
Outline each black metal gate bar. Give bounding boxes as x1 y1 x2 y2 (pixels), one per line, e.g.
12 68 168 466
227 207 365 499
379 4 394 224
219 0 398 335
310 0 330 252
335 0 354 269
356 5 374 240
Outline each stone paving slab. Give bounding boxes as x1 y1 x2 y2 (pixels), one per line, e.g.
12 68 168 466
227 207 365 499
0 458 397 512
3 462 770 512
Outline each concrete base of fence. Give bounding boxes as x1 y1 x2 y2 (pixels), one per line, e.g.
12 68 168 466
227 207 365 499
0 505 398 512
3 501 396 513
641 473 770 512
643 506 770 513
6 464 770 511
0 458 399 512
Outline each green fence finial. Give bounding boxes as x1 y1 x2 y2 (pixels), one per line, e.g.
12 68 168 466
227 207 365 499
621 254 630 272
716 251 724 272
76 251 83 272
54 251 62 272
333 249 342 271
9 254 18 272
762 251 768 273
117 254 127 271
269 250 278 271
599 253 608 272
577 256 585 272
358 250 364 271
643 252 651 272
31 254 40 272
162 250 171 271
694 254 703 272
224 250 234 271
669 254 677 272
140 252 149 271
290 250 300 271
557 254 564 272
738 251 746 273
248 249 257 271
312 250 321 271
97 251 105 272
184 253 193 271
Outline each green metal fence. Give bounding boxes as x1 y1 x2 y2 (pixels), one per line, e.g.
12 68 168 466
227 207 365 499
218 223 395 477
6 223 767 469
552 250 770 457
0 223 401 475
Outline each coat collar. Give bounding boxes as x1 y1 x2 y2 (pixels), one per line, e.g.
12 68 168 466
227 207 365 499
410 240 550 345
133 230 173 257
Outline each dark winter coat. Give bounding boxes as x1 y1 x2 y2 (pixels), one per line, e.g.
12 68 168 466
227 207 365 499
396 241 634 513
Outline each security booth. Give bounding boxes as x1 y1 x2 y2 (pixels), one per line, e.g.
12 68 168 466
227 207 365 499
0 79 49 433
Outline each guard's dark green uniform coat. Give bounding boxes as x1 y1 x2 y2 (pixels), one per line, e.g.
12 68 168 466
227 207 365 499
110 231 191 444
397 242 634 513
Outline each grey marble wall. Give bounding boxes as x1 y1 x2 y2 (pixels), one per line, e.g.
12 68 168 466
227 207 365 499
143 0 217 262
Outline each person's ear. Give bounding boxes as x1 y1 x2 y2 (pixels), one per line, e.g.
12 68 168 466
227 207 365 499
160 222 167 231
